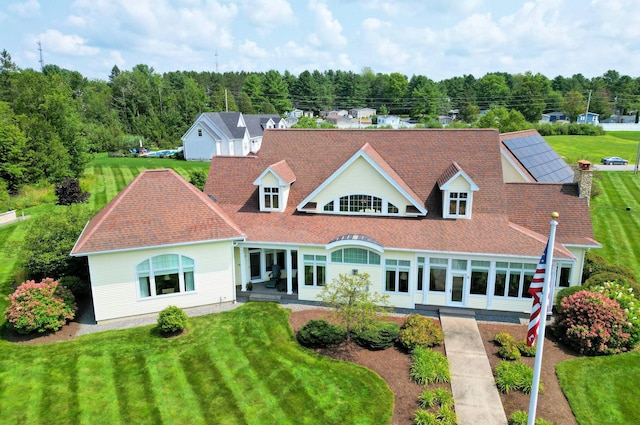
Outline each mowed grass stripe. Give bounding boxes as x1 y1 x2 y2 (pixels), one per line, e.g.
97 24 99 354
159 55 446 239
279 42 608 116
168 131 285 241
145 354 207 425
111 352 163 425
90 164 108 210
76 353 122 425
100 165 119 207
0 357 46 424
179 348 246 425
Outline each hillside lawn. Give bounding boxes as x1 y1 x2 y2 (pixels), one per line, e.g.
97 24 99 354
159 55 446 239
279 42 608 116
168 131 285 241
0 302 393 425
1 135 640 423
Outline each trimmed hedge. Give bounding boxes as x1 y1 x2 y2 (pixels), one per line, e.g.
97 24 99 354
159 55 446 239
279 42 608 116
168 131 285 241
398 314 444 352
297 319 346 348
352 321 399 350
157 305 188 334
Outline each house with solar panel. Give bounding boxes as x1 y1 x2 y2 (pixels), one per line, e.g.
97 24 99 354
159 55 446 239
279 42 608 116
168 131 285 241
72 129 599 321
181 112 286 161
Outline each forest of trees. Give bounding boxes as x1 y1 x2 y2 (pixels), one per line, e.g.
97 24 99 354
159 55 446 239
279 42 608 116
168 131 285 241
2 47 640 197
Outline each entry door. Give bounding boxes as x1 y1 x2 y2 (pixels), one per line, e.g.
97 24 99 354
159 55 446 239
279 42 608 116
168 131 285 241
249 251 261 281
447 273 466 306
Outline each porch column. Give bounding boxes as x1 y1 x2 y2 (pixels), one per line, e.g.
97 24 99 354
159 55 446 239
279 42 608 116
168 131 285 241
286 248 293 294
239 247 247 291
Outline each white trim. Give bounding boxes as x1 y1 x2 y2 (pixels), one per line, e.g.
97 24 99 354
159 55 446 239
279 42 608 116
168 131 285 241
296 148 427 215
71 236 245 257
325 239 384 253
438 169 480 191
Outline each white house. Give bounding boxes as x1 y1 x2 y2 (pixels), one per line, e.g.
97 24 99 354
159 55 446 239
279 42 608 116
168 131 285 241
181 112 285 161
74 129 599 321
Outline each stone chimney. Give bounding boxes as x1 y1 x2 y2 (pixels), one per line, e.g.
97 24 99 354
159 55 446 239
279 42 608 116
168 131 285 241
572 160 593 205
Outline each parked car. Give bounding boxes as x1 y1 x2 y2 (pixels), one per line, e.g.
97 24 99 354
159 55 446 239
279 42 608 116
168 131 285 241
601 156 628 165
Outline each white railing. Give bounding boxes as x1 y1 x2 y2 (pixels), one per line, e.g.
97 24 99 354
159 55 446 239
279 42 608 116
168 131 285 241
602 123 640 132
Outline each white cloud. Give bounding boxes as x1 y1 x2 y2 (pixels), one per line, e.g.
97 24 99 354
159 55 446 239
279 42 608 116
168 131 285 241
33 29 99 56
239 40 268 58
307 0 347 48
242 0 294 31
8 0 40 18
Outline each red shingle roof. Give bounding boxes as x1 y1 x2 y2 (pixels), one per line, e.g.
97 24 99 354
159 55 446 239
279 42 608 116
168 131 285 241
204 129 598 259
72 169 245 255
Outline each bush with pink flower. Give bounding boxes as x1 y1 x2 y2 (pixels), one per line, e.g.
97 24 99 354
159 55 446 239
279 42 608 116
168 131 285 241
553 290 632 355
4 278 77 334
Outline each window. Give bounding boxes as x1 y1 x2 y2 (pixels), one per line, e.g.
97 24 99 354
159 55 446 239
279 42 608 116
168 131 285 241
323 201 334 212
137 254 195 298
339 194 382 213
387 203 399 214
417 257 425 291
494 261 536 299
197 129 202 137
448 192 468 216
304 255 326 286
470 260 489 295
331 248 381 265
557 265 572 287
429 258 447 292
264 187 279 209
385 259 410 293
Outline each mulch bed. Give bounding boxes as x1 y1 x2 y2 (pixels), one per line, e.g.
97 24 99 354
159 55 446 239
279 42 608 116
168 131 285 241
7 307 580 425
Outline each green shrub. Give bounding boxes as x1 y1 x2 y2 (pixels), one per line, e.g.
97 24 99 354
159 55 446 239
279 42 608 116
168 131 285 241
410 346 450 385
494 361 538 394
493 331 515 346
413 410 440 425
418 388 454 410
157 305 188 334
297 319 346 348
436 406 458 425
509 410 557 425
584 272 640 296
554 290 633 355
351 321 399 350
516 340 537 357
593 281 640 348
554 285 584 313
498 343 521 360
58 275 90 297
582 252 637 284
398 314 444 352
4 278 77 334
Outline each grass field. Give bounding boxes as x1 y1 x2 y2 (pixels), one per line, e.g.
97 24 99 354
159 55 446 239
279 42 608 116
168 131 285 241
545 131 640 165
556 350 640 425
0 302 393 425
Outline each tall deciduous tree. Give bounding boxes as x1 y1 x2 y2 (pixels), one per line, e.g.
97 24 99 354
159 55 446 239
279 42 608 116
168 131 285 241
510 72 551 122
562 90 587 122
476 74 510 109
474 107 531 133
0 101 27 192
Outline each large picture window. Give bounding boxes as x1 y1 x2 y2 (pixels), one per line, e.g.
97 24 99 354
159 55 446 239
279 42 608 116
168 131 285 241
385 259 410 293
304 255 326 286
470 260 489 295
494 261 536 299
322 194 400 216
429 258 448 292
137 254 195 298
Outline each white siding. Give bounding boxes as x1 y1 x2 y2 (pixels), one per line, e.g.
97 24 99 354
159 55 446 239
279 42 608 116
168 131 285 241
183 126 217 161
88 241 235 321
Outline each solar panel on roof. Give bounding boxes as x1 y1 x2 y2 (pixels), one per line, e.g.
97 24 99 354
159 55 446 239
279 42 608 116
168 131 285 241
503 133 574 183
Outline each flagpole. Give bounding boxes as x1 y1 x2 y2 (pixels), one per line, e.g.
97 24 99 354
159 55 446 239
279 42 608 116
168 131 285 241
527 212 559 425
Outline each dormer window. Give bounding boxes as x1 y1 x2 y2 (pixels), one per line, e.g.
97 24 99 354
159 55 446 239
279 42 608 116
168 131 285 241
264 187 279 209
438 162 479 220
448 192 468 216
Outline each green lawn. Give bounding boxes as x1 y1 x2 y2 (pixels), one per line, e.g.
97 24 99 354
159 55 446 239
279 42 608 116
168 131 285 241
556 351 640 425
590 172 640 278
0 302 393 425
545 131 640 165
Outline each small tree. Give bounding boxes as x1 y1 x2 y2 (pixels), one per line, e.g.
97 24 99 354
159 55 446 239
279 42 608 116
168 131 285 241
189 169 208 191
317 273 390 340
54 177 90 205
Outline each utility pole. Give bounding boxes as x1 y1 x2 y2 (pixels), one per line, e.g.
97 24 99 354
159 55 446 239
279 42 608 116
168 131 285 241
37 41 44 71
583 89 592 124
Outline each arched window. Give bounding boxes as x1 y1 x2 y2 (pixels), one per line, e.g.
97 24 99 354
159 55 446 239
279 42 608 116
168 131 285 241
322 194 400 215
330 248 381 265
137 254 195 298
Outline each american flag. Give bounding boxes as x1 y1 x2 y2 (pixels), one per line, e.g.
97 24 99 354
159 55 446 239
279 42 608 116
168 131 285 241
526 243 549 347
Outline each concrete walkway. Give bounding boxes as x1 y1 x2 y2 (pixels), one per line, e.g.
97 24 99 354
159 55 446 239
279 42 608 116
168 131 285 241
440 309 508 425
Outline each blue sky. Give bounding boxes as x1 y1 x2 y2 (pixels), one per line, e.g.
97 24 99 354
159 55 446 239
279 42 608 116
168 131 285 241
1 0 639 81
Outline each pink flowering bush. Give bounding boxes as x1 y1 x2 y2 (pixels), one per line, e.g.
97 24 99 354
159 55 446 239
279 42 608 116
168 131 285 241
553 290 631 355
4 278 77 334
593 281 640 348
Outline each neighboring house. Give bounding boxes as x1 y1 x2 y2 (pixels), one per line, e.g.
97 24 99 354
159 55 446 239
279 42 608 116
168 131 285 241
601 114 636 124
73 129 599 321
71 169 245 321
438 115 453 126
377 115 400 128
539 111 568 123
181 112 285 161
325 115 362 128
577 112 600 125
287 109 304 118
350 108 376 119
